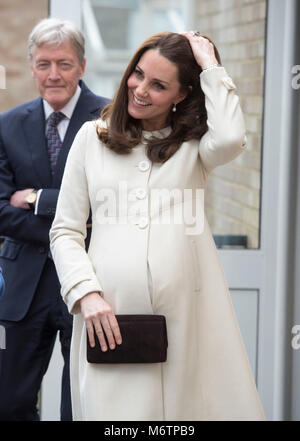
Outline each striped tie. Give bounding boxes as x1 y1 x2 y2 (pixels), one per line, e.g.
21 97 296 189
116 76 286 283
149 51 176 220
46 111 65 173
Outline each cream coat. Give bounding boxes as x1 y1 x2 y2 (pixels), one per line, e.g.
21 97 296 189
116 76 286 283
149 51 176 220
50 67 265 421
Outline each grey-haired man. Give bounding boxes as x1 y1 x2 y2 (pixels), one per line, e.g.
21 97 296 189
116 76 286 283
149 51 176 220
0 18 109 420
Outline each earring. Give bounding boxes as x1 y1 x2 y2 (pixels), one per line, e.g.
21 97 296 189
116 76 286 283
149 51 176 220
172 104 176 112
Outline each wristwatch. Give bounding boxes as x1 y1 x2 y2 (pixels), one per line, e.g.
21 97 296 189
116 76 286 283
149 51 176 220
26 189 38 210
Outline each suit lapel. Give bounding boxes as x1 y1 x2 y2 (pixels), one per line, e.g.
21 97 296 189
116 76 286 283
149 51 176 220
53 82 102 186
54 100 90 178
22 98 52 187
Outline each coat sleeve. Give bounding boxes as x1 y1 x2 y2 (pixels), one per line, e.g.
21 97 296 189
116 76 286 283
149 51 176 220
35 188 59 218
198 66 247 173
50 121 103 314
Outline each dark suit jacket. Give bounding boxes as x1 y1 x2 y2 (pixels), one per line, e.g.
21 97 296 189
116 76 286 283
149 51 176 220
0 81 109 321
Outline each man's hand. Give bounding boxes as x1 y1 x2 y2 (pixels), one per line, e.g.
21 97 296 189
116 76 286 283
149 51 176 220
10 189 34 210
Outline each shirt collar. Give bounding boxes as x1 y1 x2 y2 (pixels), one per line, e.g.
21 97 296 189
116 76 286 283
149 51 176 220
43 84 82 121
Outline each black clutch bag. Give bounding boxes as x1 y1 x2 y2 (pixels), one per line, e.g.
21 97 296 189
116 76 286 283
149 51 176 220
87 314 168 363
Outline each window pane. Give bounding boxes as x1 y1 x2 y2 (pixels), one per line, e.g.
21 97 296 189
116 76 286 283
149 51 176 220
197 0 266 249
83 0 186 98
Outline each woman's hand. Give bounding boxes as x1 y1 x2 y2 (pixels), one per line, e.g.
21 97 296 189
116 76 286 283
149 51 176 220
181 31 219 70
80 291 122 351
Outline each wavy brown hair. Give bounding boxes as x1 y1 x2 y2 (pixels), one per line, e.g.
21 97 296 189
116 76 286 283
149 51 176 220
97 32 221 163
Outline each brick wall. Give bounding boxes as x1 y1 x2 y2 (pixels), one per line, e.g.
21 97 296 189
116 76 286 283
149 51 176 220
0 0 49 113
196 0 266 248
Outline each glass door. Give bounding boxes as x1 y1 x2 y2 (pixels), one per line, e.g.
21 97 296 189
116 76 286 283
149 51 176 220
45 0 299 422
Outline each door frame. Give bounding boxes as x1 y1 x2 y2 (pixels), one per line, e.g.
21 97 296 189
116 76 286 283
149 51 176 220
218 0 300 421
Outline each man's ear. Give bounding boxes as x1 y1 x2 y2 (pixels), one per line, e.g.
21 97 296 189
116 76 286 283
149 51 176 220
80 57 86 77
30 63 36 79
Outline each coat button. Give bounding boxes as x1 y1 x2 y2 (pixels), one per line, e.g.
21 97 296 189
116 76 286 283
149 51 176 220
38 247 46 254
138 160 150 172
138 217 148 229
136 188 147 200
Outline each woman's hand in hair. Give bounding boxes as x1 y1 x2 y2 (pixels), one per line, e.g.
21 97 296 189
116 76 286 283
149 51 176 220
181 32 219 70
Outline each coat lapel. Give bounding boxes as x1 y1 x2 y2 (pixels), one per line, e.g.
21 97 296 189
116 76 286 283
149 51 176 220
22 98 52 187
